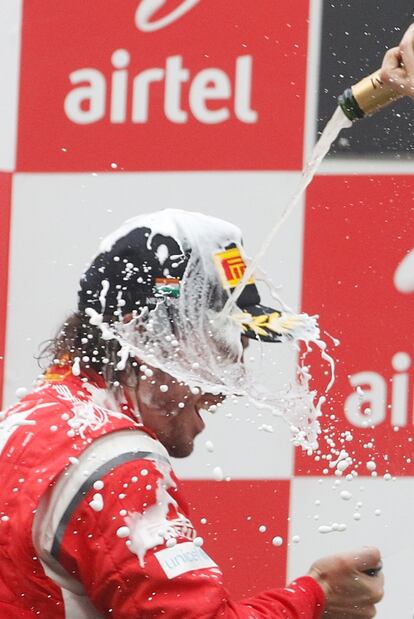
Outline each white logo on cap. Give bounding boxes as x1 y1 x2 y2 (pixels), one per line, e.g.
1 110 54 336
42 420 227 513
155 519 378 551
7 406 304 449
135 0 201 32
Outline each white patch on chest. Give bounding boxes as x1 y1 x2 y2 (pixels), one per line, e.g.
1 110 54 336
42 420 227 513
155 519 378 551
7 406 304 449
154 541 218 579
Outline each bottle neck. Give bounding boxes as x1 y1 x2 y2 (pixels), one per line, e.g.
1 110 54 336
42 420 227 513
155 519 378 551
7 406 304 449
338 88 364 121
338 69 404 121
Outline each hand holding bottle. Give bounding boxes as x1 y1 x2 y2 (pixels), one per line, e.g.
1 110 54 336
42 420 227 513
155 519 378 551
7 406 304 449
380 23 414 100
308 546 384 618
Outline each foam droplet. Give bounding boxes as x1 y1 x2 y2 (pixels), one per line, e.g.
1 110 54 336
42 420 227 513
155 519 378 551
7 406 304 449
89 493 104 512
166 538 177 548
318 525 332 534
72 357 81 376
213 466 224 481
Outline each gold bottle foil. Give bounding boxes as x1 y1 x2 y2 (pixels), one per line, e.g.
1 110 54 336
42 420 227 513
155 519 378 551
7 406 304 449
351 69 404 116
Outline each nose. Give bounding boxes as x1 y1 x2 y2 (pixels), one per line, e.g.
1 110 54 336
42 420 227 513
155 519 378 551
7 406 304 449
199 393 225 409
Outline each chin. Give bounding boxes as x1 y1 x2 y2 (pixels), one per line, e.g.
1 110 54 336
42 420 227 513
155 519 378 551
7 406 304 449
167 441 194 459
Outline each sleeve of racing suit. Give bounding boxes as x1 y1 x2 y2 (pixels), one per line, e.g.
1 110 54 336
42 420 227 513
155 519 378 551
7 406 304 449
47 434 325 619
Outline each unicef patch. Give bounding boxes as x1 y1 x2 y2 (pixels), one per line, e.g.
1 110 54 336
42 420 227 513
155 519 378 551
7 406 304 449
154 541 218 579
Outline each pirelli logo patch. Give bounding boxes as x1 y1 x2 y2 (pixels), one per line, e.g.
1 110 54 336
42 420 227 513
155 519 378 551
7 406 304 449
154 541 218 579
214 247 254 289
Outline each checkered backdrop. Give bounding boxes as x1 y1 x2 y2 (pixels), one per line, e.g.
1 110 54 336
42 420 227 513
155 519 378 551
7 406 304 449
1 1 413 615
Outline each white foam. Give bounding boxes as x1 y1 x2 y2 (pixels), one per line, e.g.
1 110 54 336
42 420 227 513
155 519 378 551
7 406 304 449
125 464 194 567
99 279 110 313
156 244 169 265
212 466 224 481
98 208 240 256
85 175 346 450
72 357 81 376
89 493 104 512
272 536 283 546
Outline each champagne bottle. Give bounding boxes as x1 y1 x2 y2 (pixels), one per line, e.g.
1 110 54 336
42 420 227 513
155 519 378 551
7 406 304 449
338 69 404 121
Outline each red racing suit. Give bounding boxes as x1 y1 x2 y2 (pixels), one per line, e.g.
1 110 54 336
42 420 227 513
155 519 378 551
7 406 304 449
0 366 324 618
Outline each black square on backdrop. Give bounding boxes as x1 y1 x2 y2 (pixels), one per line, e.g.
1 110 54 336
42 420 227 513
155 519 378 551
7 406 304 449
317 0 414 158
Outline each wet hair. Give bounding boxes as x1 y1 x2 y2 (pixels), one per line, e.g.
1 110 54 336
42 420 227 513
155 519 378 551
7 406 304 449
39 312 138 389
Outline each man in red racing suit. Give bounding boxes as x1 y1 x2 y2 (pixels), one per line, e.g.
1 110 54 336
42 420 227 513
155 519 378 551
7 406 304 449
0 208 385 617
0 364 329 618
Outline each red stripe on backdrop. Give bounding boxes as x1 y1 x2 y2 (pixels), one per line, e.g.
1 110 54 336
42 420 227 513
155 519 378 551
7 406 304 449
297 175 414 477
0 174 12 408
182 479 290 599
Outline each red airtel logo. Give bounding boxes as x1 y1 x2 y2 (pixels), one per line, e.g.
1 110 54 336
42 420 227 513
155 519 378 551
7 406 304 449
135 0 201 32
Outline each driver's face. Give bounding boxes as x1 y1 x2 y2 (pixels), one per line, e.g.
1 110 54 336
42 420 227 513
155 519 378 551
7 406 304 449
132 365 224 458
128 337 249 458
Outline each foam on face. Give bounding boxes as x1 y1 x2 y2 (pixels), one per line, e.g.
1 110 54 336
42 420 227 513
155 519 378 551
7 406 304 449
84 208 338 451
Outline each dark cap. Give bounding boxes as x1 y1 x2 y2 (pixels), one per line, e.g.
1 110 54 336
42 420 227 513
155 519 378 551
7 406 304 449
78 209 283 343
